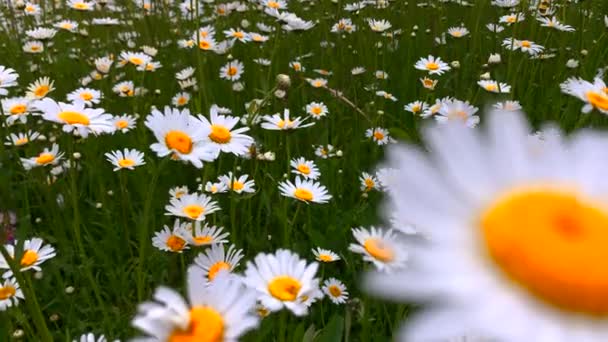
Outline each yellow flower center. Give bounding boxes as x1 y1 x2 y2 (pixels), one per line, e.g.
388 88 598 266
10 104 27 115
208 125 231 144
267 0 280 8
15 138 29 146
364 178 375 190
118 158 135 168
520 40 532 48
481 189 608 315
426 62 439 71
193 235 213 245
268 276 302 301
506 16 516 23
183 204 205 220
311 106 322 115
373 131 385 141
35 153 55 165
169 306 224 342
73 2 89 10
0 285 16 300
232 181 244 191
129 57 144 65
208 261 231 280
115 120 129 129
20 250 38 267
80 92 93 101
294 188 313 201
586 91 608 111
312 80 324 87
199 40 211 50
227 66 238 76
34 85 49 97
177 97 188 106
58 111 90 125
412 104 421 113
328 285 342 297
451 31 462 37
165 130 193 154
485 84 498 92
318 254 333 262
293 63 301 71
233 31 244 39
166 235 186 252
30 45 41 52
297 164 311 174
363 238 394 262
61 23 73 30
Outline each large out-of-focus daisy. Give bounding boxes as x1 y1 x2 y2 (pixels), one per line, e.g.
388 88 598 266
278 177 332 204
165 193 220 221
35 98 114 137
366 109 608 341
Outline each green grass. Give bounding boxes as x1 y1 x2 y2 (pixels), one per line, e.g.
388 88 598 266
1 0 608 340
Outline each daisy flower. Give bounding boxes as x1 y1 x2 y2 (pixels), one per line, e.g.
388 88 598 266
305 102 328 120
105 148 145 171
132 267 259 341
375 70 389 80
360 172 379 192
218 173 256 194
25 28 56 40
477 80 511 93
448 26 469 38
260 109 314 131
368 19 392 32
289 61 305 72
322 278 349 305
118 51 151 68
420 77 438 90
307 78 327 88
67 0 95 10
224 28 250 43
112 81 136 97
312 247 340 263
537 16 575 32
67 88 102 106
219 60 244 81
2 97 33 125
165 193 220 221
243 249 322 316
290 157 320 180
5 131 40 147
332 18 356 33
73 333 111 342
502 38 544 56
23 3 41 15
112 114 137 133
376 90 398 102
415 56 451 75
20 144 64 170
152 220 190 253
560 77 608 114
404 101 429 115
351 66 366 75
0 278 23 311
172 92 191 107
349 227 407 272
493 100 522 111
94 57 113 74
25 77 54 100
0 66 18 96
314 144 336 159
366 127 393 145
54 20 78 32
203 181 229 195
186 222 229 246
176 67 195 80
262 0 287 10
486 23 505 33
0 238 56 276
499 12 525 25
436 98 480 127
197 105 254 156
278 177 332 204
35 98 115 137
193 244 244 281
144 106 216 168
23 41 44 53
169 186 189 199
365 109 608 341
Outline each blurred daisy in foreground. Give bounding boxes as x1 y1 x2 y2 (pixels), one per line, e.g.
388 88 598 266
105 148 145 171
193 244 244 281
366 109 608 341
0 278 23 311
186 222 229 247
415 55 451 75
152 220 190 253
165 193 220 221
312 247 340 263
477 80 511 93
20 143 64 170
323 278 349 305
36 98 114 137
0 237 56 277
290 157 320 180
278 178 332 204
560 77 608 114
260 109 314 131
349 227 407 272
132 267 259 341
243 249 322 316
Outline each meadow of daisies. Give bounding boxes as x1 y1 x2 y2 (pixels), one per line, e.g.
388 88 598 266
1 0 608 341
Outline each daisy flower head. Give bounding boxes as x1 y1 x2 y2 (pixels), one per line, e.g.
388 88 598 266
172 92 191 107
112 81 136 97
2 97 33 125
152 220 190 253
262 0 287 10
144 106 216 168
502 38 544 56
35 98 115 137
204 181 229 195
477 80 511 93
67 88 102 106
307 78 327 88
193 244 244 281
560 77 608 114
23 3 41 15
112 114 137 133
486 23 505 33
0 278 23 311
218 172 256 194
420 77 438 90
67 0 95 11
219 59 244 81
312 247 340 263
322 278 349 305
289 61 305 72
118 51 152 68
499 12 525 25
224 28 251 43
73 333 111 342
169 186 189 199
351 66 366 75
54 20 78 32
0 238 56 277
278 177 332 204
243 249 321 316
365 108 608 341
132 266 259 341
26 28 57 40
493 100 522 111
197 105 254 156
375 70 389 80
165 193 220 221
23 41 44 54
537 16 575 32
368 19 392 32
436 98 480 127
415 55 451 75
26 77 54 100
404 101 429 115
366 127 393 145
314 144 336 159
360 172 379 192
349 227 407 272
448 26 469 38
5 131 40 147
260 109 314 131
290 157 320 180
20 143 64 170
0 66 19 96
186 222 230 246
105 148 145 171
376 90 398 102
305 102 328 120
